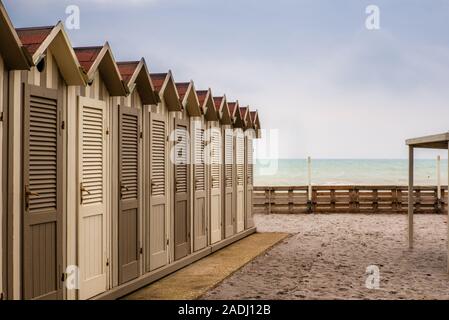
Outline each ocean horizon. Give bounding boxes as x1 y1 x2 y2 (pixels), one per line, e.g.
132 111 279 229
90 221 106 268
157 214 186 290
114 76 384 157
255 159 449 186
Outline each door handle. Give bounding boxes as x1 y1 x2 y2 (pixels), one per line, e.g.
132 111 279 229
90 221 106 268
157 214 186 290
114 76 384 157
25 185 39 210
80 183 90 204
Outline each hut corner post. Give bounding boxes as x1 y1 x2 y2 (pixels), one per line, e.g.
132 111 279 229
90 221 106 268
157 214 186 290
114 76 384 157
447 148 449 274
408 146 414 249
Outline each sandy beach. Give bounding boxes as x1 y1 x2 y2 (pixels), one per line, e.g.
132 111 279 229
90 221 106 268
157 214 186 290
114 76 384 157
202 214 449 300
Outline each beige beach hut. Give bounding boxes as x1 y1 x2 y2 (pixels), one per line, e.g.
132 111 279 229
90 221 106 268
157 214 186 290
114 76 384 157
117 59 158 284
176 81 208 256
240 106 254 229
406 133 449 274
0 1 31 300
215 96 236 238
149 71 182 270
70 43 127 299
198 89 222 244
16 22 86 300
229 102 245 233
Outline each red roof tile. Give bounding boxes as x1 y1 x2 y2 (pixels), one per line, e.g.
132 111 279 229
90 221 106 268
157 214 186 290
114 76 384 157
196 90 208 107
240 107 248 116
228 102 237 116
213 97 223 111
16 26 54 55
117 61 139 83
175 82 190 101
74 46 102 72
150 73 168 92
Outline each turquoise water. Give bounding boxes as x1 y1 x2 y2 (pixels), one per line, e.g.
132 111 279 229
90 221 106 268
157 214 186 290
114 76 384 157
255 159 449 186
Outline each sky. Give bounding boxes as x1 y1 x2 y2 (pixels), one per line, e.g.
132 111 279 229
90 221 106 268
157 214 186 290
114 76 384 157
4 0 449 159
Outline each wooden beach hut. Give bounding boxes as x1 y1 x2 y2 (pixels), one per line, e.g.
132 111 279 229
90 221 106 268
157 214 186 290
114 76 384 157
215 97 236 238
406 133 449 273
240 106 254 229
175 81 208 255
199 89 222 244
0 1 31 300
149 71 182 270
69 43 127 299
16 22 86 300
230 102 246 233
117 59 157 285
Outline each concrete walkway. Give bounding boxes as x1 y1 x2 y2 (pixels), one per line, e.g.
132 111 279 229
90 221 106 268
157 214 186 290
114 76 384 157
124 232 289 300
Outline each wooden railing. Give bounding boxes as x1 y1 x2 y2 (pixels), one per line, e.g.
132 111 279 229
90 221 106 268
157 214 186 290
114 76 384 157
253 186 448 214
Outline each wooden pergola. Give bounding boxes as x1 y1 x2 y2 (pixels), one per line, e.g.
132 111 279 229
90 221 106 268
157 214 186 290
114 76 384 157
406 132 449 273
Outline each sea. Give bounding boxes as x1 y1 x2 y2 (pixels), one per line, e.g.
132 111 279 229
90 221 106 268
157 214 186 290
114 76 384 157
254 159 449 186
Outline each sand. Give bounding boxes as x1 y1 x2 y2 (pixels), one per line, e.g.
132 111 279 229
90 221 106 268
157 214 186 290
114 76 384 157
202 214 449 300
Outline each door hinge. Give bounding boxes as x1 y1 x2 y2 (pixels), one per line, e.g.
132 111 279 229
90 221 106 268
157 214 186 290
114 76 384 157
0 111 3 122
106 258 110 267
166 135 170 142
105 128 109 135
140 132 143 139
61 272 68 282
139 247 143 255
166 239 169 246
0 292 4 300
61 120 65 130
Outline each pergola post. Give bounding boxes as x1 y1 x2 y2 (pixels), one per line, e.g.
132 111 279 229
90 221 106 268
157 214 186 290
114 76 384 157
408 146 414 249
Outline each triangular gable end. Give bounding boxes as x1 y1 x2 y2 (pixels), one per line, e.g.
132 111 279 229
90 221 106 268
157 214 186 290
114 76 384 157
117 58 157 105
228 101 244 128
199 89 218 122
176 81 201 117
75 43 127 96
17 22 86 85
214 95 232 125
150 71 182 111
0 1 31 69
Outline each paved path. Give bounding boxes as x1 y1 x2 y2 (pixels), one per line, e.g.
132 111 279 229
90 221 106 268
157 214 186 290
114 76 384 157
124 232 288 300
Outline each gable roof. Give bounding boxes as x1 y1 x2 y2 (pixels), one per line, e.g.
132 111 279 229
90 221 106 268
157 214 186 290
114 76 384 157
117 58 158 105
0 1 31 69
250 110 261 138
74 43 127 96
175 81 201 116
228 101 244 128
197 89 217 121
17 22 86 85
150 71 182 111
214 95 232 125
239 106 250 129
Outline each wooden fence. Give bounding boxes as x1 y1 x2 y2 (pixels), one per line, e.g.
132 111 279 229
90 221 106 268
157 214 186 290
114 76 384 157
253 186 448 214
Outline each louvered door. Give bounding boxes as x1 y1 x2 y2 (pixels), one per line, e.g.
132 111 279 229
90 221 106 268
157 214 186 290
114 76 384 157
245 134 254 228
223 127 235 238
235 129 245 233
0 62 5 298
193 120 207 251
209 125 222 244
23 85 63 300
77 97 108 299
148 112 168 271
118 106 140 284
174 118 190 261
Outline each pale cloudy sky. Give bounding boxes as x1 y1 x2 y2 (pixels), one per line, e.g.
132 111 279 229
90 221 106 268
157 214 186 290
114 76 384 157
4 0 449 159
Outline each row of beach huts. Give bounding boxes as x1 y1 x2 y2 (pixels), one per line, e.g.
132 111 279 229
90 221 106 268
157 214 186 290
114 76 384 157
0 1 261 300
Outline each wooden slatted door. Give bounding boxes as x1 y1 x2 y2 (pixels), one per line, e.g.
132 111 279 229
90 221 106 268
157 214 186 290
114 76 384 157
148 112 168 271
245 134 254 229
193 121 207 251
0 60 4 299
209 126 222 244
23 85 63 300
235 129 245 233
118 106 140 284
77 97 108 299
224 128 235 238
174 118 190 261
